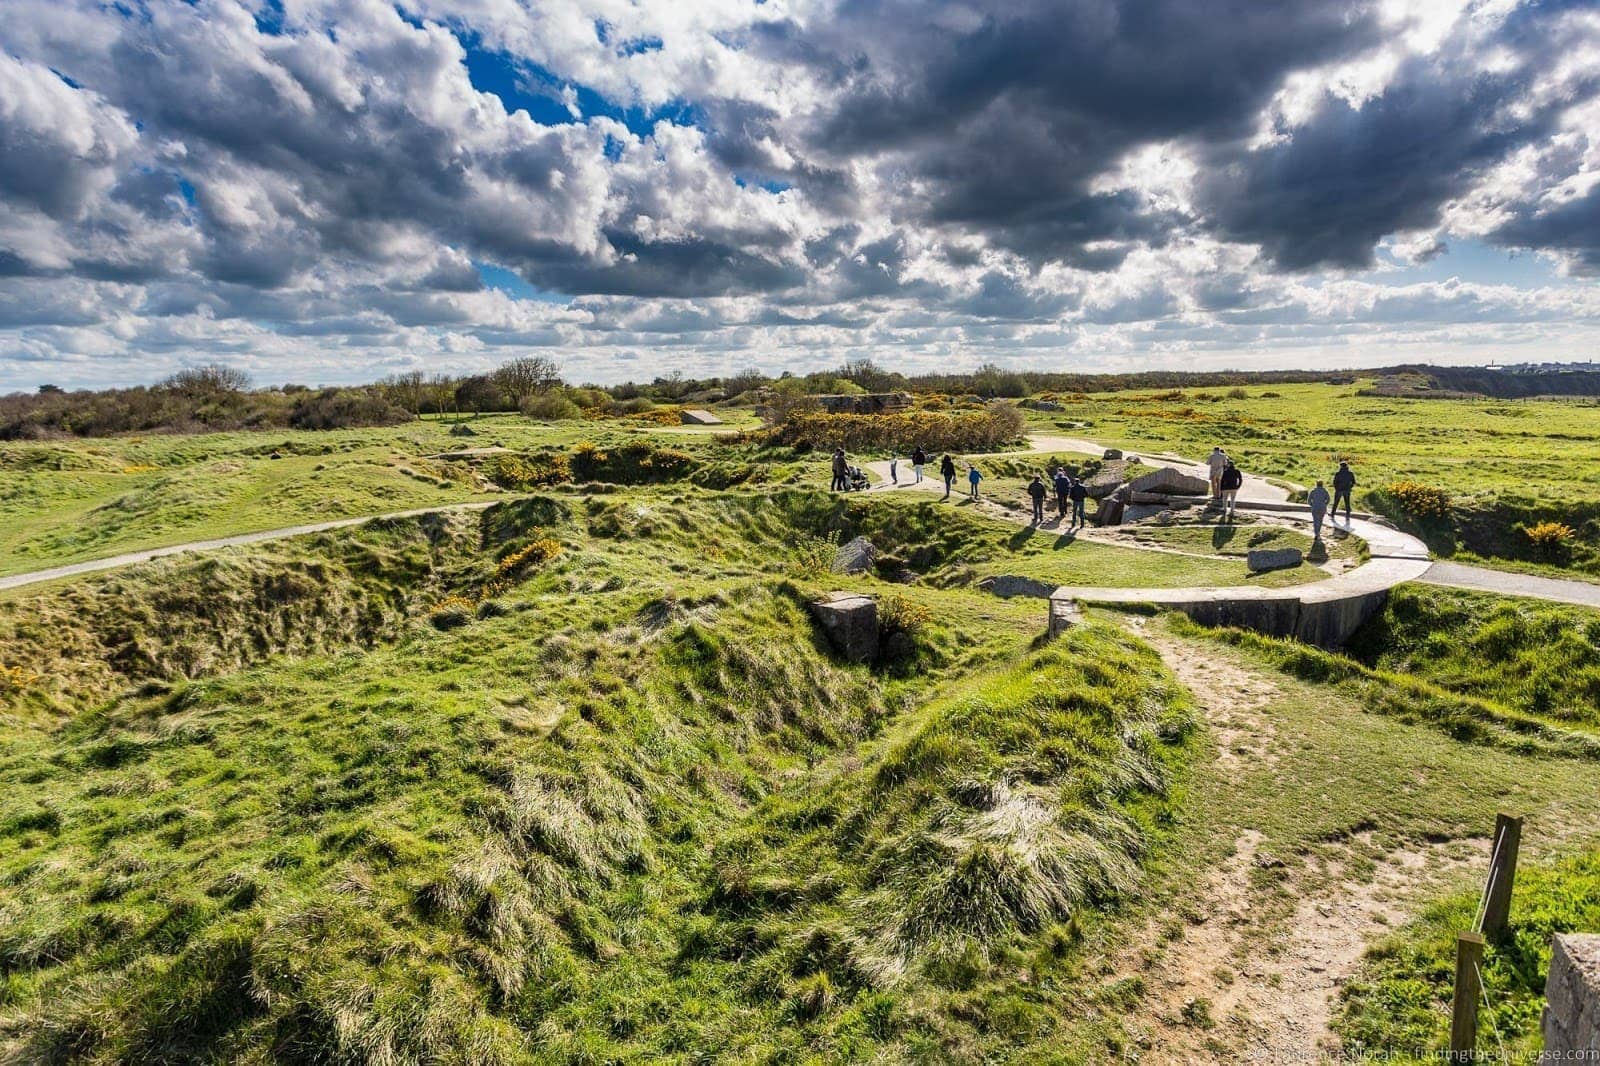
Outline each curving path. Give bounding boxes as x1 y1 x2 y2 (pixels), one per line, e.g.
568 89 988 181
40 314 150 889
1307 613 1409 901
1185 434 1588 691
865 437 1432 646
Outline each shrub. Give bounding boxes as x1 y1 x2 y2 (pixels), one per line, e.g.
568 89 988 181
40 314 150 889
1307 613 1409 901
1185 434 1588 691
486 453 571 490
1225 387 1249 400
497 537 562 577
287 388 413 430
428 594 478 630
775 406 1025 454
520 393 582 421
1523 520 1575 551
878 593 933 640
1 663 40 695
1384 480 1451 520
570 441 697 483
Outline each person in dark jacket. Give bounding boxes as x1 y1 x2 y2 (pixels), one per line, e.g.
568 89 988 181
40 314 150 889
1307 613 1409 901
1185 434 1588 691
1027 474 1047 524
830 448 847 492
1068 476 1089 528
912 446 928 484
1331 462 1356 523
967 463 982 500
1219 461 1243 521
940 454 957 499
1053 468 1072 517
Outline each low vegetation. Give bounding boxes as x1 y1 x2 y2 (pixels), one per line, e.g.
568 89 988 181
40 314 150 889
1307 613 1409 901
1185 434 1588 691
773 405 1026 454
1338 850 1600 1060
1345 585 1600 735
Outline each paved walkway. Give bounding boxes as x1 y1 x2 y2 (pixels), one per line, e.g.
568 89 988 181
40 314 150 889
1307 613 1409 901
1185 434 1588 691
0 501 498 593
1420 561 1600 609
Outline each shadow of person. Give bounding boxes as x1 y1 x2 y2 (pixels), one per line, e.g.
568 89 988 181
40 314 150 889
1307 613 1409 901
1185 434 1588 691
1211 524 1237 550
1007 525 1038 549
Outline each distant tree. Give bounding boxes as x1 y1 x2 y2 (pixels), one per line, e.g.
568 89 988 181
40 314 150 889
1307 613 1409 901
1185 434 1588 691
426 373 458 418
37 383 62 394
838 358 898 392
455 374 503 416
722 367 768 398
492 356 562 407
162 363 251 395
380 370 427 414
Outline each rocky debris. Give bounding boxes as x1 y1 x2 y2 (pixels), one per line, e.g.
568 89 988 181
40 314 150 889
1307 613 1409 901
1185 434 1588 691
1023 399 1063 411
1155 510 1177 526
832 536 878 574
977 575 1056 599
1103 448 1124 460
1544 934 1600 1053
1247 547 1304 573
448 423 478 437
1098 489 1129 526
1128 466 1209 497
679 408 723 425
811 593 879 663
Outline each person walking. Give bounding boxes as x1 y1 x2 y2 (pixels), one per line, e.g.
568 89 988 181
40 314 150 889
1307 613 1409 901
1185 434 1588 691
1219 460 1243 521
1069 476 1089 528
1027 474 1047 525
1053 467 1072 518
830 448 847 492
889 455 899 485
912 446 927 484
940 454 957 500
1331 461 1356 523
1207 446 1229 499
1308 480 1331 540
967 463 982 500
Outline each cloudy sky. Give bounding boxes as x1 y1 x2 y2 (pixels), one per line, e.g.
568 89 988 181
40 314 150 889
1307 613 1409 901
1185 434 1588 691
2 0 1599 389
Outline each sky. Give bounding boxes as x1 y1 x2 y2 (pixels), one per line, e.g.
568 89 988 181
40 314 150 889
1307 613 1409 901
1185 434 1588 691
1 0 1599 390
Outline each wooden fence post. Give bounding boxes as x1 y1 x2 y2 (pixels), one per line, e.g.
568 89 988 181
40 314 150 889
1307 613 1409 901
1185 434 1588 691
1450 931 1485 1060
1481 813 1522 942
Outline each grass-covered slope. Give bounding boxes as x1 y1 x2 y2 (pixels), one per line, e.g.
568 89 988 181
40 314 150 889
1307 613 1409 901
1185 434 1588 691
1346 584 1600 734
0 488 1196 1063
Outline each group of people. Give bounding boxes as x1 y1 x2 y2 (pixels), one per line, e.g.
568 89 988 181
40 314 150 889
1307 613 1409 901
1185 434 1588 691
1025 469 1091 527
834 442 1360 542
1208 446 1357 537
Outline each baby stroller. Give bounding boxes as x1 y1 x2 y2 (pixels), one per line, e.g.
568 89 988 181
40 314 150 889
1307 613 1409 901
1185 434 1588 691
846 465 871 492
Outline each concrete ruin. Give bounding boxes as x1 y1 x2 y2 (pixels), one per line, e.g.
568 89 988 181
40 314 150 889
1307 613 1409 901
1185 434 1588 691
810 593 879 663
679 409 723 425
1544 934 1600 1053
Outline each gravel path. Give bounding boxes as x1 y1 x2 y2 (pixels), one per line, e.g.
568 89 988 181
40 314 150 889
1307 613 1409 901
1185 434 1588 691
1421 560 1600 608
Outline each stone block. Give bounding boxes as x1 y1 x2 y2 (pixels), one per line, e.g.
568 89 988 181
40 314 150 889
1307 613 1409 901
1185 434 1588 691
978 575 1056 599
811 593 879 663
1103 448 1124 460
1247 547 1303 573
679 408 723 425
1047 598 1082 637
1128 466 1210 497
1544 934 1600 1053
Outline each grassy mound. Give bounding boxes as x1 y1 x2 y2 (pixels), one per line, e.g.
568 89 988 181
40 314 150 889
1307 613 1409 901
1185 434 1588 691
1337 850 1600 1061
1346 585 1600 734
0 484 1196 1062
1168 616 1600 759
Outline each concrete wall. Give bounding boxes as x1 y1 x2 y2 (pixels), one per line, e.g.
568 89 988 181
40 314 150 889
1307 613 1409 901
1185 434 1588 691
1544 934 1600 1052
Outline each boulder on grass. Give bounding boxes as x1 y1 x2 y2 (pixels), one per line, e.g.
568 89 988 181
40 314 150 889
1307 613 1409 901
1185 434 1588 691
810 593 878 663
448 423 478 437
1128 466 1209 497
1103 448 1124 460
1247 547 1303 573
832 536 878 574
977 575 1056 599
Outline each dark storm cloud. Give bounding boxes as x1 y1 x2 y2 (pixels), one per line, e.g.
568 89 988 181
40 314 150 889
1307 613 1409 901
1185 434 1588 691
773 0 1382 265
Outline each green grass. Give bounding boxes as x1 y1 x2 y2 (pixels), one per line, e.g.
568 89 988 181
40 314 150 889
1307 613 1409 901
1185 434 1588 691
0 485 1200 1062
1110 512 1365 564
0 416 764 577
1347 585 1600 735
1337 851 1600 1061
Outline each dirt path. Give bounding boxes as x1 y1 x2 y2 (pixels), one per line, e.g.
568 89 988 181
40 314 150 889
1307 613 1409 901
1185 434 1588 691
1120 620 1487 1062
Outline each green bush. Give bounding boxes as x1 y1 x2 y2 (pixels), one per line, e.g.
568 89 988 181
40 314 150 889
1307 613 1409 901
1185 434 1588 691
775 406 1025 454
